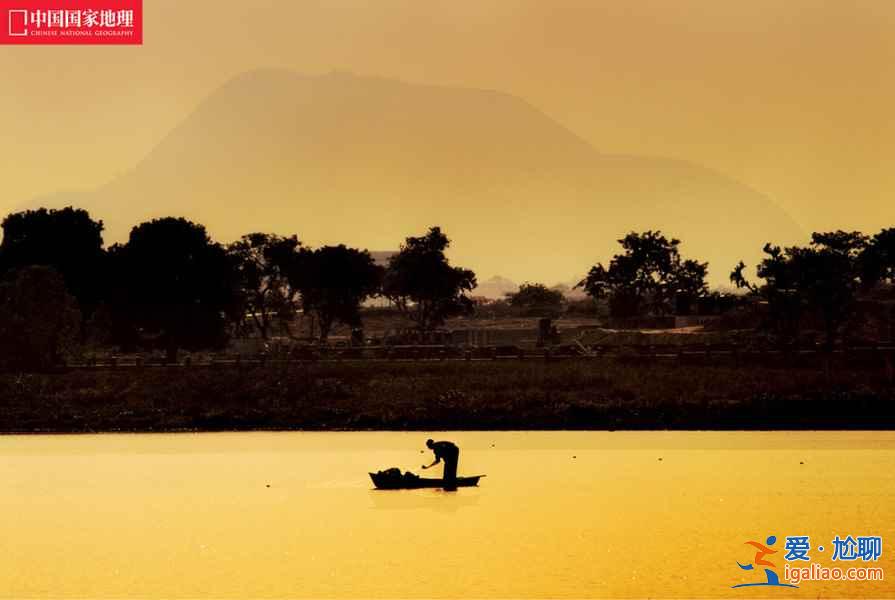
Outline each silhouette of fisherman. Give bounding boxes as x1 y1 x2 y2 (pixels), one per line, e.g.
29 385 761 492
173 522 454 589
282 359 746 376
422 439 459 491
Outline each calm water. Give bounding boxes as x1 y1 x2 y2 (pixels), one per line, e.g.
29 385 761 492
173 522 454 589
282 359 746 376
1 431 894 598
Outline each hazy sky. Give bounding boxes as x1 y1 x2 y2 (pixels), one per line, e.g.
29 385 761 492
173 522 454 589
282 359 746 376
2 0 893 238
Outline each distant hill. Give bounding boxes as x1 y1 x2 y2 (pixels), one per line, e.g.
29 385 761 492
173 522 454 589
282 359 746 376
550 282 589 301
22 69 803 284
473 276 519 300
471 276 589 301
367 251 395 267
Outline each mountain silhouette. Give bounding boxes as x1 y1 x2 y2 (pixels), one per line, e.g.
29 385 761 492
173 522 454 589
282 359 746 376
24 69 802 283
473 276 519 300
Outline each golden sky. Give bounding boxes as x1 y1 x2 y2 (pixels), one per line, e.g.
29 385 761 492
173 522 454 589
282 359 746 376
2 0 893 243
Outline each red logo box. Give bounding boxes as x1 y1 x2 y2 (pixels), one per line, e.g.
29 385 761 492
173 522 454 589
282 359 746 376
1 0 141 44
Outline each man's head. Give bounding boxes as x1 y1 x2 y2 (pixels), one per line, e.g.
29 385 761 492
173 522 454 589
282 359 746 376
426 439 434 448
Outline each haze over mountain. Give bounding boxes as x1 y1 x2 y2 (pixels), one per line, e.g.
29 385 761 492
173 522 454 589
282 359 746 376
25 69 802 284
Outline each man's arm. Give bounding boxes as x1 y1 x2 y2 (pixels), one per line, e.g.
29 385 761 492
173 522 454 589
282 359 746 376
421 456 441 469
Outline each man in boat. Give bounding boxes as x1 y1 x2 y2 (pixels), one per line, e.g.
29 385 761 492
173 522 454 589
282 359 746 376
421 439 459 491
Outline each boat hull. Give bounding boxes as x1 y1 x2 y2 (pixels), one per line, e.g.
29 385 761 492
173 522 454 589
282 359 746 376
369 472 483 489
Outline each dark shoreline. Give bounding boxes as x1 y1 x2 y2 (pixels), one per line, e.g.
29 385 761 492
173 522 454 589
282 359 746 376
3 425 895 435
2 359 894 434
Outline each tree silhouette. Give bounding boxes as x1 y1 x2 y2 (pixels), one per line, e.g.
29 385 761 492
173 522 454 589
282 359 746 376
382 227 476 331
506 282 565 316
110 218 235 362
859 228 895 288
0 207 105 314
731 231 867 347
0 266 80 371
228 233 302 339
298 245 383 342
577 231 707 317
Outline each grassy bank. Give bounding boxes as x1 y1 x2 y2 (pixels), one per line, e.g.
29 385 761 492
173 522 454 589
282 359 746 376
2 358 893 432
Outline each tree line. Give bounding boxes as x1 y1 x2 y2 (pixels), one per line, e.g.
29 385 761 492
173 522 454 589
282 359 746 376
0 208 475 367
730 230 895 348
577 228 895 347
1 206 894 369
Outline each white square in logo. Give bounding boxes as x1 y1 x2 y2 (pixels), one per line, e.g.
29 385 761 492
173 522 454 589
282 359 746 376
8 9 28 36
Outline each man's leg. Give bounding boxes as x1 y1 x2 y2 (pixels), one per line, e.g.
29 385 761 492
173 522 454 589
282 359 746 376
443 449 458 491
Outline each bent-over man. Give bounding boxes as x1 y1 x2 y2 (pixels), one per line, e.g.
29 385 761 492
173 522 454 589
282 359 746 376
422 439 460 491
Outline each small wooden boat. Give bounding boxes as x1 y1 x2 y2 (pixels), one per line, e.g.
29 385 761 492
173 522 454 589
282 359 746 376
369 469 484 490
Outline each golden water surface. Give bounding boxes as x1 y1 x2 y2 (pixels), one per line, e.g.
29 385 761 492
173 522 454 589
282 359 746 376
1 431 894 598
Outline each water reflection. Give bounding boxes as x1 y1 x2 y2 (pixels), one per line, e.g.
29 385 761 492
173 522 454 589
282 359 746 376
368 489 482 513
